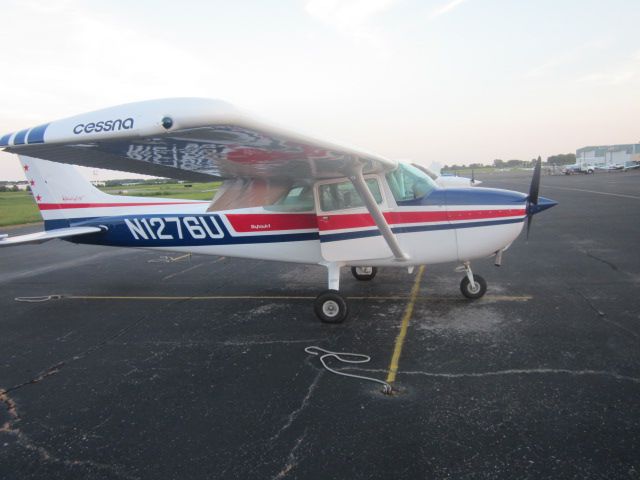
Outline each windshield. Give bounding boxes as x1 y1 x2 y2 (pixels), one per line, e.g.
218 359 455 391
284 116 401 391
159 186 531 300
386 163 438 202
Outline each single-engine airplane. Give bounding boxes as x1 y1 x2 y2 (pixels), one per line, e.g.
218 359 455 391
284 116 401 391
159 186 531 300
0 98 556 323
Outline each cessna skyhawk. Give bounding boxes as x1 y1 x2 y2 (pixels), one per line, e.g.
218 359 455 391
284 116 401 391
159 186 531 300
0 98 556 322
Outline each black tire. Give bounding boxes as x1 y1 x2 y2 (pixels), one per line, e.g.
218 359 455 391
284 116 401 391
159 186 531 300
314 290 348 323
460 274 487 299
351 266 378 281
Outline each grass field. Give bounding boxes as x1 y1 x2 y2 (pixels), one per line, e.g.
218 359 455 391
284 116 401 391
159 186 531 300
102 181 220 200
0 191 43 227
0 182 220 227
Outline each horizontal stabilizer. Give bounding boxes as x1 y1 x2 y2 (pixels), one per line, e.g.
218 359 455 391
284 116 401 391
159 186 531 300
0 226 102 247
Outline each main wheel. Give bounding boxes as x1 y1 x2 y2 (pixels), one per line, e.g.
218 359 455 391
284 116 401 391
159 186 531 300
314 290 348 323
460 274 487 299
351 266 378 281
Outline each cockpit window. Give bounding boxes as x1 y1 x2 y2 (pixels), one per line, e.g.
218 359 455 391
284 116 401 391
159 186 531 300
386 163 437 202
318 178 382 212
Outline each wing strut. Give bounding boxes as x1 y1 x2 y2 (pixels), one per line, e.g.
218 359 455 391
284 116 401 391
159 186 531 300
348 162 409 262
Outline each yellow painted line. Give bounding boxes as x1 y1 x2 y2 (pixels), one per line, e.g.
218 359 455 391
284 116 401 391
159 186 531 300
169 253 192 262
162 257 225 281
385 265 425 384
66 295 317 300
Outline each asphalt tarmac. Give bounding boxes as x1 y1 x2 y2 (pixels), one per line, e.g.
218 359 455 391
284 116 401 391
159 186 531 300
1 170 639 479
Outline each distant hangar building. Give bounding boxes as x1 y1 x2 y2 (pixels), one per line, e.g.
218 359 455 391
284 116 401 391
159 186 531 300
576 143 640 167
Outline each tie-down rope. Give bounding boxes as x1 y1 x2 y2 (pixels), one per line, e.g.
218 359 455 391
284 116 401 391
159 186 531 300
14 295 63 303
305 346 392 394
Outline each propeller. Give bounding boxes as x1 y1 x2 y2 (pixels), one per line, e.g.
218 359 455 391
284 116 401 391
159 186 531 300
526 158 542 239
471 168 475 185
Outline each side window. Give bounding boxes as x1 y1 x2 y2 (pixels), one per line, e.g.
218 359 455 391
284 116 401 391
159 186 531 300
386 164 437 202
266 184 315 212
319 178 382 212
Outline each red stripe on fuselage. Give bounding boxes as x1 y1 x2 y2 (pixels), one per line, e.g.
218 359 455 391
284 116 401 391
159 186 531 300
225 213 318 232
37 201 208 210
318 209 526 231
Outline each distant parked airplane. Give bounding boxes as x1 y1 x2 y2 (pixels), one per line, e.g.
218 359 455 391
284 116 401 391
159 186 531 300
412 163 481 187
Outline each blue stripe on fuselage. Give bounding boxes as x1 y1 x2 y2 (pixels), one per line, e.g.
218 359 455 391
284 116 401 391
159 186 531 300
398 187 528 207
49 213 524 247
61 214 319 247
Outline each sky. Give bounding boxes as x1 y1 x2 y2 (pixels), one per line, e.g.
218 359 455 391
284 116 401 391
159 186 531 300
1 0 639 180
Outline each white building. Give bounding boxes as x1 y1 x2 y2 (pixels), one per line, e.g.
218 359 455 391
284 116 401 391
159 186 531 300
576 144 640 167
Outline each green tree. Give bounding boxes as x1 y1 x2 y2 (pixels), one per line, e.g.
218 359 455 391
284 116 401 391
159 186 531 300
547 153 576 166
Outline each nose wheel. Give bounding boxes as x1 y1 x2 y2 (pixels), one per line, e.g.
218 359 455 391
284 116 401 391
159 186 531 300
459 263 487 299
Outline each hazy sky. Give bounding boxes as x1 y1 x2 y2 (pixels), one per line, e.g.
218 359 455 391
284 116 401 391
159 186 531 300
1 0 639 180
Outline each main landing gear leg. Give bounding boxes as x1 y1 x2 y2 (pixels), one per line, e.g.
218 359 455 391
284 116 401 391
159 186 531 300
315 263 349 323
459 262 487 299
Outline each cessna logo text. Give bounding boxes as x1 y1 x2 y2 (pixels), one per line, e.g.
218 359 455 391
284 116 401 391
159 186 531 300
73 118 134 135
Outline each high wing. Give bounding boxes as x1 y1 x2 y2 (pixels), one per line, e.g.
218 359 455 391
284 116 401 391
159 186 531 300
0 98 396 182
0 226 102 247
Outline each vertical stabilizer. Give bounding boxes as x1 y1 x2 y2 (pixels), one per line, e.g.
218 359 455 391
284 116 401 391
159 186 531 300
17 155 210 230
19 155 110 227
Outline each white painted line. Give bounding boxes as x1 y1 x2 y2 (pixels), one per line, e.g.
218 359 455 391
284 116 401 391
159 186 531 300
541 185 640 200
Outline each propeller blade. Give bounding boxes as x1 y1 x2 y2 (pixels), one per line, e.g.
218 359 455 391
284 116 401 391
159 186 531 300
471 169 475 184
526 158 542 240
528 158 542 205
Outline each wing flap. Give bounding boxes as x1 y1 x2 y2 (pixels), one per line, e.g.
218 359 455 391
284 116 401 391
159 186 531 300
0 226 102 247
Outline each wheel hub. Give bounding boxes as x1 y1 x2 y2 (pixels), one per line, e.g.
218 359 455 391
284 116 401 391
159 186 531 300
322 300 339 317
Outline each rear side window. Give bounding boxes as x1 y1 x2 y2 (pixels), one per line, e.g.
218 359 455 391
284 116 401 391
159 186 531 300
319 178 382 212
267 185 315 212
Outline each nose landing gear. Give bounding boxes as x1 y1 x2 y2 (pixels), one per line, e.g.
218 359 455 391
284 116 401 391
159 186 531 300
459 262 487 299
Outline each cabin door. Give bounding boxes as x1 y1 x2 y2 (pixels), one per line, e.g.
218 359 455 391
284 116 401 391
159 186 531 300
314 175 393 262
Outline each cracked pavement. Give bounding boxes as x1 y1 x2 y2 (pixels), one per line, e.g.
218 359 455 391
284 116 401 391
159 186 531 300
1 171 640 479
